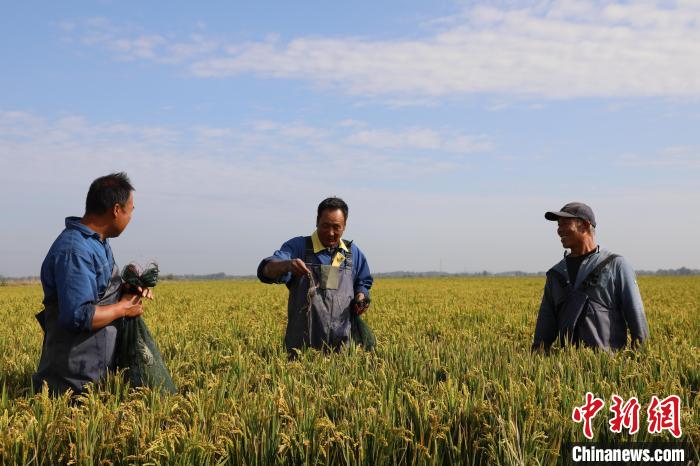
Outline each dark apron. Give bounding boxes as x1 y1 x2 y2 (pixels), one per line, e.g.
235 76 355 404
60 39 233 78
285 238 355 354
33 264 122 395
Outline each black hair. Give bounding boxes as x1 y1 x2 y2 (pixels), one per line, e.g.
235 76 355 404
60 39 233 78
317 197 348 223
85 172 134 215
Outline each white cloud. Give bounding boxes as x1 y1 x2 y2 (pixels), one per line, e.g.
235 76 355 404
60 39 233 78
71 17 221 64
345 128 492 153
661 145 700 158
65 2 700 99
0 110 492 185
337 119 367 128
193 126 233 139
0 110 494 275
57 20 76 32
486 101 511 112
617 145 700 168
1 110 698 275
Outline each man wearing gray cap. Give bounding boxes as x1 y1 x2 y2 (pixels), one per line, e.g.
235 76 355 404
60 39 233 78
532 202 649 351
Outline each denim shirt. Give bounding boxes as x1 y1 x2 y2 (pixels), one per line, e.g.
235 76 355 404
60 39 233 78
257 233 373 298
533 248 649 350
40 217 115 332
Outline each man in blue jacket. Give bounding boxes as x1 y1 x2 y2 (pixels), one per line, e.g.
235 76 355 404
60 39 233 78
532 202 649 351
33 172 152 395
257 197 373 355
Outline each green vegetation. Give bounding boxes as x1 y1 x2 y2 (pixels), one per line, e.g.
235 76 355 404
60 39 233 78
0 277 697 464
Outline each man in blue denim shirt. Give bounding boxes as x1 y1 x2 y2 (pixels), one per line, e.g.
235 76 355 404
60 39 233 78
532 202 649 351
258 197 373 354
33 173 151 395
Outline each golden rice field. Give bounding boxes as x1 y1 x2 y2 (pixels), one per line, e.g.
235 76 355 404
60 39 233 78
0 277 698 465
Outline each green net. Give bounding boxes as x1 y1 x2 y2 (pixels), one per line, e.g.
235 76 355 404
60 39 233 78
350 313 376 351
115 316 177 394
121 262 159 289
116 262 176 394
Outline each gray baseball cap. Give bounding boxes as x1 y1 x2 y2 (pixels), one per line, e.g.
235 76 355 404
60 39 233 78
545 202 596 227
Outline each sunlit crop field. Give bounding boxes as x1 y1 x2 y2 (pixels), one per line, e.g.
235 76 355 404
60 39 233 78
0 277 698 465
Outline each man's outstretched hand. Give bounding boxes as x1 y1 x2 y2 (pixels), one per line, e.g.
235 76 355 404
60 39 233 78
287 258 311 277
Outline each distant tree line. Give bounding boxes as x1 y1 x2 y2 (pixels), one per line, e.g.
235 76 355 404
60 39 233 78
1 268 698 284
161 272 257 281
376 268 700 278
637 267 700 276
374 271 547 278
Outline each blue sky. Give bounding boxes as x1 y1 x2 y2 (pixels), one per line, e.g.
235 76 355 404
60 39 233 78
1 0 699 276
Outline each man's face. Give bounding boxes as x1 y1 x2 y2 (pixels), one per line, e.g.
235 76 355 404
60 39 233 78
317 208 346 248
557 217 587 249
111 192 134 238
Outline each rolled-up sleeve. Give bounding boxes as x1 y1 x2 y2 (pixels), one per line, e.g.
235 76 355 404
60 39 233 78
532 275 558 351
257 237 304 285
54 251 97 332
616 257 649 344
351 245 373 298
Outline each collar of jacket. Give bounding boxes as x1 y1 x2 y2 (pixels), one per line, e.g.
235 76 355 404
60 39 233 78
65 216 102 240
551 246 614 289
311 230 349 254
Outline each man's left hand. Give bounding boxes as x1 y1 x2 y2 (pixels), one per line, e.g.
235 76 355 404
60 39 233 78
135 286 154 300
354 292 370 315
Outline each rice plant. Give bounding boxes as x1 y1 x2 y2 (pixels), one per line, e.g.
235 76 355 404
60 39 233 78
0 277 697 464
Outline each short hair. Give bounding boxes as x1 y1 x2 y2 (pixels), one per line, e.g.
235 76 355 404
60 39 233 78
317 197 348 223
85 172 134 215
576 218 596 236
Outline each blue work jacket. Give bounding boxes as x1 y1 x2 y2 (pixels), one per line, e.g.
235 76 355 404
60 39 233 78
533 248 649 350
257 231 373 298
40 217 114 332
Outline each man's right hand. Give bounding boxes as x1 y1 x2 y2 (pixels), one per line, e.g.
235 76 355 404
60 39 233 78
263 258 311 279
287 258 311 277
119 294 144 318
91 294 144 330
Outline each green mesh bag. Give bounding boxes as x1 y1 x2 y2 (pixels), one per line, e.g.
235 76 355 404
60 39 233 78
115 316 176 394
121 262 159 290
115 262 176 394
350 313 376 351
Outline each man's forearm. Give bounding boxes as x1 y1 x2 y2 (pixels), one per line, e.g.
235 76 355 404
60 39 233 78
91 303 125 330
262 260 291 279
